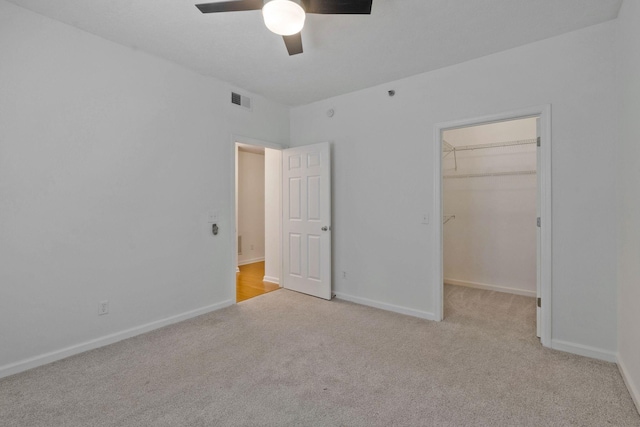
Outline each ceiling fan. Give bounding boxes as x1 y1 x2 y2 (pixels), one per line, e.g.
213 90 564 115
196 0 373 55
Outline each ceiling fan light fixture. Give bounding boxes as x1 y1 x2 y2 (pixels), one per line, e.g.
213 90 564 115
262 0 306 36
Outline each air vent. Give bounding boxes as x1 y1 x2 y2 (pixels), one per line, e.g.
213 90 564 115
231 92 241 106
231 92 252 110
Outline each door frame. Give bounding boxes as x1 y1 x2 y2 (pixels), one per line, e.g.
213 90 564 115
229 135 287 303
432 105 552 347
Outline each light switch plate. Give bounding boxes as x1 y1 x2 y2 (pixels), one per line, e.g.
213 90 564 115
207 211 219 223
421 213 429 225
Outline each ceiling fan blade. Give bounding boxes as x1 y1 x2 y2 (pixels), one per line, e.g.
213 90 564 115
283 33 303 56
302 0 372 14
196 0 263 13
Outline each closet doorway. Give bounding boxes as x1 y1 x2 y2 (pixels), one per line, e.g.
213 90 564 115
235 139 283 302
434 107 551 346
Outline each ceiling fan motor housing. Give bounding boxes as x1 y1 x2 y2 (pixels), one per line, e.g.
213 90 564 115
264 0 303 7
196 0 373 55
262 0 306 36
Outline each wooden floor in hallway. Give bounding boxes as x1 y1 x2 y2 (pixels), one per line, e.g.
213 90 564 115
236 261 280 302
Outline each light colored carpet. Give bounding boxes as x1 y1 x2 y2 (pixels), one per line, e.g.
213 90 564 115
1 285 639 426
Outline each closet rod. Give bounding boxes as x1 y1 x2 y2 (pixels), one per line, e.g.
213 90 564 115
451 138 537 152
443 170 536 179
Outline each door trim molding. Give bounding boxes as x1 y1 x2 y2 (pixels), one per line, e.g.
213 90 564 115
432 105 552 347
230 135 286 303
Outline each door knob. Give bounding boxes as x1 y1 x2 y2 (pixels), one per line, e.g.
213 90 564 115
321 226 330 231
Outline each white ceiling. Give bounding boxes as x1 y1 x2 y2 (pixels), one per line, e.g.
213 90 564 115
8 0 622 106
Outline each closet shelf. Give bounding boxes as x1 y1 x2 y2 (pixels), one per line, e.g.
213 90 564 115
446 138 537 152
442 137 537 178
443 170 536 179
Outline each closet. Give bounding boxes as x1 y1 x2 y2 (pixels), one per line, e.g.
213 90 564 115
442 118 538 299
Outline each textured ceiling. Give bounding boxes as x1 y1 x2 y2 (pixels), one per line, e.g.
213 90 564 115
8 0 622 106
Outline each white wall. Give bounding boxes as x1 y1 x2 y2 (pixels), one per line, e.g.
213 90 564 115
264 148 282 284
443 119 537 296
290 21 618 358
616 0 640 410
237 150 266 265
0 0 289 375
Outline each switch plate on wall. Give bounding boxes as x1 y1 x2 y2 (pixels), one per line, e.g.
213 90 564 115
207 211 219 223
421 213 429 224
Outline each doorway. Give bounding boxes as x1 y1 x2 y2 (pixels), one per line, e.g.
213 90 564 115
230 138 334 304
234 138 283 302
433 106 552 347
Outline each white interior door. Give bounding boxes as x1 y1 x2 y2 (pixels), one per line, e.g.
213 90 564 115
536 117 542 338
282 142 332 300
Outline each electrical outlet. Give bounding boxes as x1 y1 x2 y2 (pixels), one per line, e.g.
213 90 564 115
342 271 347 279
98 300 109 316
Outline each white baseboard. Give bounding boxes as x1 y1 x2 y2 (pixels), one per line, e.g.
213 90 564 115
618 354 640 415
444 278 536 298
237 257 265 266
0 299 234 380
334 292 437 321
263 276 280 285
550 339 617 363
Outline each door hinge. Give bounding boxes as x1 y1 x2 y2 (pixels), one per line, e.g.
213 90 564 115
537 297 541 308
537 217 541 227
537 137 541 147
